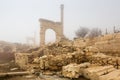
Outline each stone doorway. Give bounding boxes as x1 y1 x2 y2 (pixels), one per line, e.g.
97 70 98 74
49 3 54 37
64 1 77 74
39 19 64 46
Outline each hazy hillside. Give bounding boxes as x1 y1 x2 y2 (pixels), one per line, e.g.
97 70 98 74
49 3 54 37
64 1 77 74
0 41 30 63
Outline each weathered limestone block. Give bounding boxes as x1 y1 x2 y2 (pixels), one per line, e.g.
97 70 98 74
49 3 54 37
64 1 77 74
85 46 99 53
91 66 116 80
39 55 52 70
0 71 31 77
15 53 33 69
62 63 80 78
62 62 90 78
87 53 120 67
99 70 120 80
87 53 109 65
83 65 115 79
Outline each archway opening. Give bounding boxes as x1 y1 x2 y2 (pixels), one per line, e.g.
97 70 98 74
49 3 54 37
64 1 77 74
45 29 56 44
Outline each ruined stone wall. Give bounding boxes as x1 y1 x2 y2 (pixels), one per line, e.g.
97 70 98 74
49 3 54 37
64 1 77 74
74 33 120 56
15 53 33 69
94 33 120 56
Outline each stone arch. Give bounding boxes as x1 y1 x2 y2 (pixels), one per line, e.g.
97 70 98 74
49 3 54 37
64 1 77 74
39 19 64 46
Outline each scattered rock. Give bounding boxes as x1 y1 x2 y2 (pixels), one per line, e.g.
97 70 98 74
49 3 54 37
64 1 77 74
10 68 18 71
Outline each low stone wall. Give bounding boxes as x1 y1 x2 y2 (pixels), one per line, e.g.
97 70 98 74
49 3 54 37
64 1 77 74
94 40 120 56
15 53 33 69
90 33 120 56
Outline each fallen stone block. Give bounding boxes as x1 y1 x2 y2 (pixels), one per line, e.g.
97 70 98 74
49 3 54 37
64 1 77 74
10 68 19 71
0 71 31 77
99 70 120 80
83 65 115 79
91 66 116 80
62 62 90 78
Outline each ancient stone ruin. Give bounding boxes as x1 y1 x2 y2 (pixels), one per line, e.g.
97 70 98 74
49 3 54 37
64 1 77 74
39 4 64 46
12 8 120 79
13 32 120 80
1 4 120 80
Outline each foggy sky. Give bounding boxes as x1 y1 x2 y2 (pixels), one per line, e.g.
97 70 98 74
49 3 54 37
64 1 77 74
0 0 120 44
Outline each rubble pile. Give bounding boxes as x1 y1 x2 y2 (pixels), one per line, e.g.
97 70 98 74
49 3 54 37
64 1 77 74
14 38 120 80
42 40 75 55
31 39 76 57
37 52 87 71
61 63 120 80
30 39 120 80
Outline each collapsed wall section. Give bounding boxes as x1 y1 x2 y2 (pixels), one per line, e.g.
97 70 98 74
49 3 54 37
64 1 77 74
85 33 120 56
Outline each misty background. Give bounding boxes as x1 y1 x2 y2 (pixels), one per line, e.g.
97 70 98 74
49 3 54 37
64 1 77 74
0 0 120 45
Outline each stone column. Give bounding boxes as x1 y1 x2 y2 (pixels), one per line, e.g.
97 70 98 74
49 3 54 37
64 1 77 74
61 4 64 36
61 4 64 27
40 27 45 46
